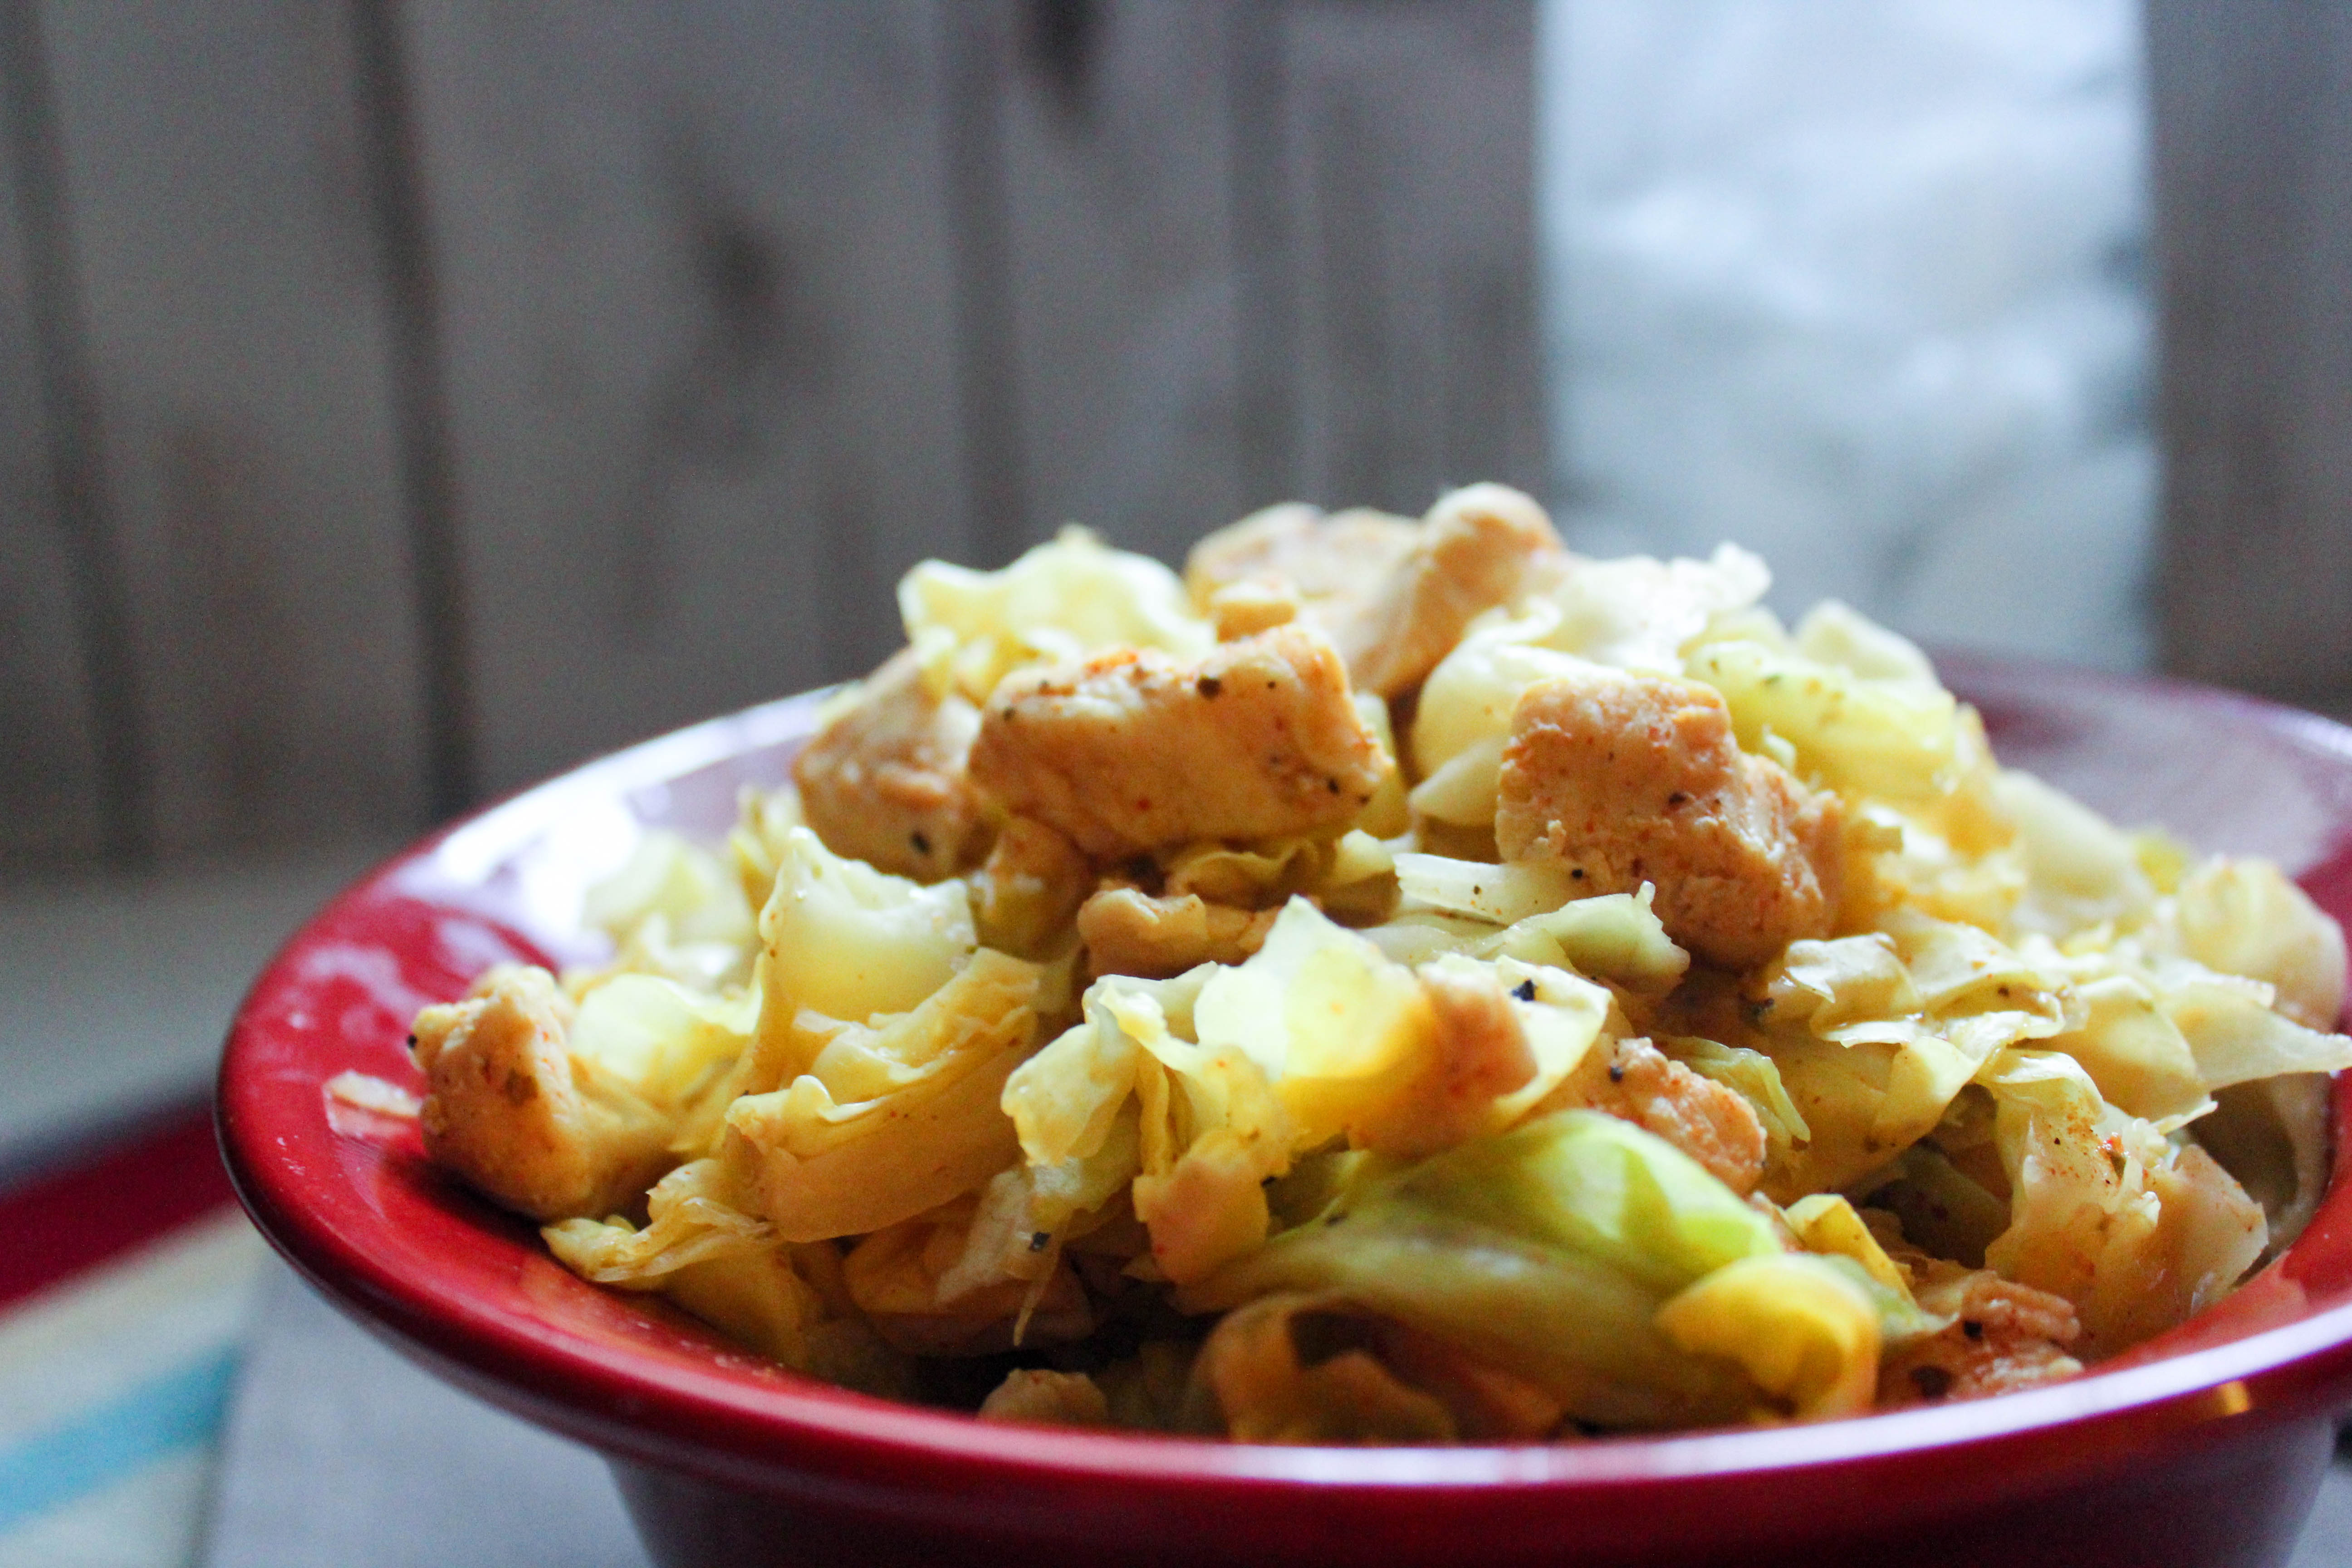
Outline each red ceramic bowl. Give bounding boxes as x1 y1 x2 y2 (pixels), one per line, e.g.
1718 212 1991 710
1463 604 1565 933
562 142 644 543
219 656 2352 1568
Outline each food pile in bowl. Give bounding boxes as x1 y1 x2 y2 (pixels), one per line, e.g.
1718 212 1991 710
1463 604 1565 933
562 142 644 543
396 484 2351 1443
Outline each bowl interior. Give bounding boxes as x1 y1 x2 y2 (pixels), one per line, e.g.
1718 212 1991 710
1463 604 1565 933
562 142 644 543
218 656 2352 1488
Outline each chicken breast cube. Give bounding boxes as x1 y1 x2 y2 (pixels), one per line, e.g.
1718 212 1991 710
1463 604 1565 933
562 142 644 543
1078 886 1277 979
967 625 1392 858
793 646 985 881
1331 484 1566 698
1184 503 1419 627
1495 669 1842 970
1557 1035 1767 1195
411 965 673 1221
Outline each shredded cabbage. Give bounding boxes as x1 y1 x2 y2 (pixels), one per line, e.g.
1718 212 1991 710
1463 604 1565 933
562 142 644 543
899 526 1215 703
408 492 2352 1442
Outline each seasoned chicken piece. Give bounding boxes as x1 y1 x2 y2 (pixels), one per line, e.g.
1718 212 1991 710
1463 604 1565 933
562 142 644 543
1187 1294 1565 1443
1205 579 1302 642
410 964 673 1221
1553 1034 1768 1195
1329 484 1565 698
967 625 1392 858
1876 1265 2084 1406
1078 887 1276 979
1495 669 1843 970
978 1368 1113 1427
1350 963 1539 1160
1184 502 1419 626
972 816 1092 959
793 646 985 881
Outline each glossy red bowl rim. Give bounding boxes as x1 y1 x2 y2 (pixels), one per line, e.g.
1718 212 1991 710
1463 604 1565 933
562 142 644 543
217 656 2352 1519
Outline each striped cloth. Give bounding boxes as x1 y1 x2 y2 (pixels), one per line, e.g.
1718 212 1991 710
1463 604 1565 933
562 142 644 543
0 1109 267 1568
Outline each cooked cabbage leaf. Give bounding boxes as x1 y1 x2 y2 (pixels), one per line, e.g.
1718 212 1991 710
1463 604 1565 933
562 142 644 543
899 525 1215 703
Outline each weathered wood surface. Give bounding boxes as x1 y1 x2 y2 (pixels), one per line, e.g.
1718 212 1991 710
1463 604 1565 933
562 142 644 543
0 0 1546 864
0 3 108 862
985 0 1547 566
2148 2 2352 715
26 0 428 857
983 0 1247 565
1271 0 1547 519
397 1 977 799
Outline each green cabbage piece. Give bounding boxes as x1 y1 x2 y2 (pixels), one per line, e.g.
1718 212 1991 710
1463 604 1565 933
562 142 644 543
1181 1110 1785 1427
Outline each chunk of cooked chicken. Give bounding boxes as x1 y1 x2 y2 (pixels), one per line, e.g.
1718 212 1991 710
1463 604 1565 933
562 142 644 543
972 816 1093 959
977 1367 1113 1427
1495 669 1843 970
1205 579 1302 641
1348 963 1539 1160
1078 886 1277 979
1551 1034 1768 1195
1328 484 1565 698
1183 502 1419 626
410 964 673 1221
966 624 1392 858
793 646 985 881
1876 1264 2084 1406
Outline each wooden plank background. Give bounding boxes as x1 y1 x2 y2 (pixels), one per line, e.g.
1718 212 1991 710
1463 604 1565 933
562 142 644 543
0 0 113 863
2 0 2345 868
2146 1 2352 720
14 0 430 860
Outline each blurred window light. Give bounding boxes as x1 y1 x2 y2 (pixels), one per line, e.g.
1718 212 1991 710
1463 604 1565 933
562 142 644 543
1539 0 2153 670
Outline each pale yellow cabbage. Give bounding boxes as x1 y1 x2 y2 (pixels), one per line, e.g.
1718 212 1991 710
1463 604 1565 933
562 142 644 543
1782 1194 1910 1294
584 828 757 950
1979 1048 2269 1354
1534 544 1772 673
1393 852 1582 926
566 974 757 1112
1492 887 1692 995
1001 965 1289 1284
728 783 807 913
2156 971 2352 1091
544 1158 769 1284
936 1109 1142 1303
727 949 1041 1242
1996 770 2158 938
1351 693 1414 839
573 829 760 993
2159 858 2348 1031
842 1198 1093 1355
1386 858 1689 993
1480 956 1613 1123
756 825 974 1027
1684 639 1963 804
543 1158 840 1369
1655 1254 1886 1420
1790 601 1940 686
898 526 1215 703
1760 918 2072 1157
1192 900 1436 1147
2195 1075 2335 1256
1161 836 1332 908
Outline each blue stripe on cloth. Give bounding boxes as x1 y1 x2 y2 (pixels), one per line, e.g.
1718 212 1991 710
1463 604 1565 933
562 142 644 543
0 1347 238 1532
